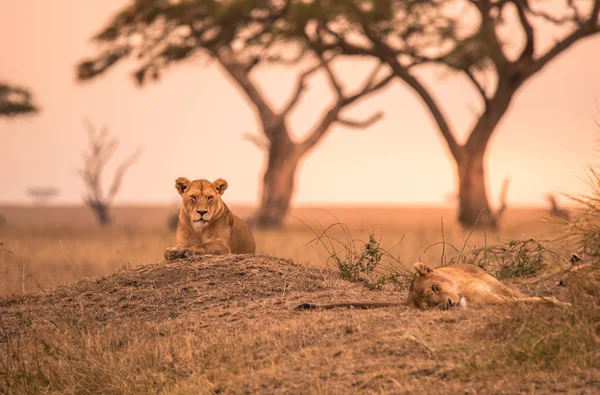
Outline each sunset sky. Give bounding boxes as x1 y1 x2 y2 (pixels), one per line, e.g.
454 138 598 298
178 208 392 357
2 0 600 208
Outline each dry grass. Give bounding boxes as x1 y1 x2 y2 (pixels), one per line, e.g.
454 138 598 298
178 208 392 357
460 263 600 387
0 253 597 394
2 204 598 393
0 205 562 295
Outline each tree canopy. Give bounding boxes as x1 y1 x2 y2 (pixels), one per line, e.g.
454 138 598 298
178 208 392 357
79 0 600 158
78 0 397 228
0 82 38 117
238 0 598 228
208 0 600 158
77 0 600 228
78 0 289 83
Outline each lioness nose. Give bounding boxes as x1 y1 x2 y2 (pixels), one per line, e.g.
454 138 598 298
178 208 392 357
197 210 208 216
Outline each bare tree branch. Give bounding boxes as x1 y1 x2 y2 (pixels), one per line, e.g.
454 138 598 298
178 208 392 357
360 62 385 91
280 63 321 117
298 108 340 155
513 0 535 62
0 82 38 116
242 132 270 151
345 19 467 160
384 56 462 162
79 119 142 226
528 1 583 26
465 68 489 106
565 0 586 25
298 62 393 154
338 62 395 106
216 46 276 121
337 111 384 129
528 1 600 77
345 73 395 106
470 0 510 68
107 147 143 202
494 176 511 222
318 54 343 97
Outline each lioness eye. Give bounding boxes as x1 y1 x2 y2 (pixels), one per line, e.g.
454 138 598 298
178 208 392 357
431 284 439 293
207 196 214 201
190 195 196 202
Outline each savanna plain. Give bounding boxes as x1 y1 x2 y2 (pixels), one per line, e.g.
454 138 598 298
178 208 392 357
0 204 598 393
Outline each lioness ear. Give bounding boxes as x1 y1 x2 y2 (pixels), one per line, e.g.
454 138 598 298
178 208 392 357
175 177 190 195
213 178 228 195
414 262 434 277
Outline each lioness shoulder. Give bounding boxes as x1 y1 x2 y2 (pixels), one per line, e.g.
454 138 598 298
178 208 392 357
164 177 256 260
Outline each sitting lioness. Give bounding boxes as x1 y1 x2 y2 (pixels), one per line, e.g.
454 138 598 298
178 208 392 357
164 177 256 260
297 262 567 310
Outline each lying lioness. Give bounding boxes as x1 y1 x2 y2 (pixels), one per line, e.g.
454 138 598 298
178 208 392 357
164 177 256 260
297 262 567 310
407 262 567 309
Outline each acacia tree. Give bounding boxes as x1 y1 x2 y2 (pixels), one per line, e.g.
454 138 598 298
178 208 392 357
240 0 600 228
26 186 60 206
0 82 37 117
76 0 394 228
79 120 142 226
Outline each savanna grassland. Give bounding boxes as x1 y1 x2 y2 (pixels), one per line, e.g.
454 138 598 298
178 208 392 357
0 205 562 295
0 204 598 393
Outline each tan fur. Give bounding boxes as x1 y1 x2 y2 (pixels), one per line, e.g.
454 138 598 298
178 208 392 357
296 262 569 311
407 262 569 310
164 177 255 260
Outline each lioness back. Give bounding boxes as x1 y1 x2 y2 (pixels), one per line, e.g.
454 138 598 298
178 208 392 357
231 214 256 254
436 264 524 300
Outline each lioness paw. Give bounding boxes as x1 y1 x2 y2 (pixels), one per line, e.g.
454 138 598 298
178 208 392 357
164 247 186 261
182 249 196 258
181 248 206 258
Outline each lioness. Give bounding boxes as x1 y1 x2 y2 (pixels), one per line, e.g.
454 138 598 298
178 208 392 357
164 177 256 260
407 262 567 309
297 262 568 310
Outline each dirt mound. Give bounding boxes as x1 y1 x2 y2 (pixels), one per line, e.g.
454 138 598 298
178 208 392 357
0 255 398 333
1 256 598 394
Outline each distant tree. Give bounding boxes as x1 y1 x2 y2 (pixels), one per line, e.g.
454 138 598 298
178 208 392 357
26 186 59 206
233 0 600 229
76 1 394 228
0 82 38 117
547 193 570 220
79 120 142 226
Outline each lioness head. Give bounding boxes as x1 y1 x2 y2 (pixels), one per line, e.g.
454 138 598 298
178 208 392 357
407 262 465 310
175 177 228 231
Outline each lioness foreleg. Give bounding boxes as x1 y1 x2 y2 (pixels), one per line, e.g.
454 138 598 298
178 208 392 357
164 247 186 260
164 240 231 260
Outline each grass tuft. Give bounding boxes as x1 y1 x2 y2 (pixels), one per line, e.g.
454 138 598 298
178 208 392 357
462 124 600 377
300 216 414 291
564 165 600 262
449 238 558 280
468 265 600 375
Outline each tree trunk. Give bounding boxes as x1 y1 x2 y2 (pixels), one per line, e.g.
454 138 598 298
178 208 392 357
90 201 112 227
456 151 497 229
455 83 514 229
253 143 300 228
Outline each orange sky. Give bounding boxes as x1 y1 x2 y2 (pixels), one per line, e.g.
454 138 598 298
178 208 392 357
1 0 600 208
